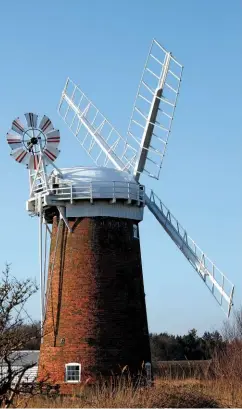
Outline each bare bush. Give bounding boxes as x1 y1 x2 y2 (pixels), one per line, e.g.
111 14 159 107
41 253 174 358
222 306 242 341
212 306 242 382
0 264 39 407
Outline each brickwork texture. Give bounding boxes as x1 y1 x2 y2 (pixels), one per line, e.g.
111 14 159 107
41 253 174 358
38 216 151 392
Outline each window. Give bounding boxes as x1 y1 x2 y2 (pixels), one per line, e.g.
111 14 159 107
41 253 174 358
65 363 81 383
133 224 139 239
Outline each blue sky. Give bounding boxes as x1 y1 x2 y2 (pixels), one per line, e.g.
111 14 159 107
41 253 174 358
0 0 241 335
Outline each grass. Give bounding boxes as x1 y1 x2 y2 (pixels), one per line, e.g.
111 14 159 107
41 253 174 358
12 342 242 408
15 377 242 408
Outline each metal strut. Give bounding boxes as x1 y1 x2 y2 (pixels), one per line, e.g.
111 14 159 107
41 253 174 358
43 220 62 322
39 207 43 337
57 206 72 233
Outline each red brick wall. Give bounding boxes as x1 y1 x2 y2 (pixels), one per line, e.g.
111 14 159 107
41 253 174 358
38 216 151 392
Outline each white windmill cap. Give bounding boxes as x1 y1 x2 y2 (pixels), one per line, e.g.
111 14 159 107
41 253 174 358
52 166 138 185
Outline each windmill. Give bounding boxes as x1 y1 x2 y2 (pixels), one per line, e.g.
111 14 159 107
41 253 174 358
7 39 234 391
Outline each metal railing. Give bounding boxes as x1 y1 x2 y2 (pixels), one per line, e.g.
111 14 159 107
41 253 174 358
33 180 145 205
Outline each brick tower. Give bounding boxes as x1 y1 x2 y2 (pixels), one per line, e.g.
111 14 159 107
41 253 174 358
37 167 151 392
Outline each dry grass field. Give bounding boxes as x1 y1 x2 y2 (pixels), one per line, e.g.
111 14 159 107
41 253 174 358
14 377 242 408
10 341 242 408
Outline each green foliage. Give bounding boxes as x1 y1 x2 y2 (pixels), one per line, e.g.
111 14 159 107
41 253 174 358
150 329 224 366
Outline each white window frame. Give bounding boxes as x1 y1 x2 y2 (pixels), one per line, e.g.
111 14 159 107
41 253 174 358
65 362 81 383
133 224 139 239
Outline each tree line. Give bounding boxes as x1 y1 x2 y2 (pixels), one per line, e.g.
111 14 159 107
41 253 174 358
150 329 224 370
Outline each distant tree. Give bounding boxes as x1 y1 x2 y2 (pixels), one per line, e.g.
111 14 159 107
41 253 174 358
20 322 41 350
150 328 225 365
150 331 186 366
177 329 205 360
0 264 39 407
201 330 224 359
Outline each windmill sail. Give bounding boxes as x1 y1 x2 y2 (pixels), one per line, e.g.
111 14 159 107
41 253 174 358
145 190 234 316
58 78 138 172
58 43 234 317
129 39 183 181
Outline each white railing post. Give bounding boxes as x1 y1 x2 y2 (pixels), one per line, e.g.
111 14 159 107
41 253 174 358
113 181 115 202
90 181 93 203
70 184 73 204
